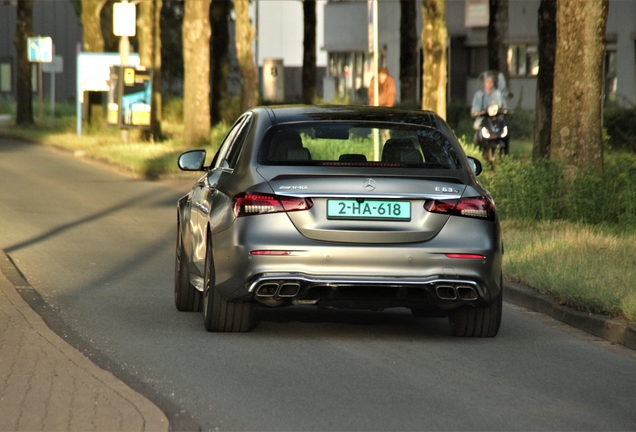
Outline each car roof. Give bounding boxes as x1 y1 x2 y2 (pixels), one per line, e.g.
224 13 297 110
259 105 441 128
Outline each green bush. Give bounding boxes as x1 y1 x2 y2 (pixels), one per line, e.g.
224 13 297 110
506 107 535 141
476 152 636 229
446 101 469 131
0 96 14 115
163 97 184 123
480 157 563 220
163 96 241 127
219 96 242 126
603 104 636 152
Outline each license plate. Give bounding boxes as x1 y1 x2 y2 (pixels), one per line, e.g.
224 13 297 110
327 200 411 220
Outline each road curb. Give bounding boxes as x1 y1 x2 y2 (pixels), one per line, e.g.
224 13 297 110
505 282 636 351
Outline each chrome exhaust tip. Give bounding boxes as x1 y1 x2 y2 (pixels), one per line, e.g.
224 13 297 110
456 286 479 301
256 283 279 297
278 283 301 297
436 285 457 301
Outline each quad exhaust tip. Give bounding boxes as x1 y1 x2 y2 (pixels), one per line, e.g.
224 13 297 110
436 285 457 300
278 283 301 297
256 283 279 297
255 282 301 298
435 284 479 301
255 281 479 302
456 286 479 300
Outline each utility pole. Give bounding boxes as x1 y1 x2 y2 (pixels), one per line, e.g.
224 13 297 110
113 0 135 143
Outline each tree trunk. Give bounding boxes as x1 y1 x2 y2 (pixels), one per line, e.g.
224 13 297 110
137 0 163 140
487 0 509 79
14 0 34 126
302 0 317 105
182 0 212 145
101 0 120 53
421 0 447 119
81 0 107 52
551 0 608 174
210 0 230 125
160 0 184 98
400 0 418 107
533 0 556 160
234 0 258 112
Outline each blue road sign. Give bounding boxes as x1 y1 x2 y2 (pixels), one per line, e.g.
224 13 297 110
27 37 53 63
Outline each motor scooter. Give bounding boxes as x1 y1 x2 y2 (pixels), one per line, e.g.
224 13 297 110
473 103 509 165
472 70 511 165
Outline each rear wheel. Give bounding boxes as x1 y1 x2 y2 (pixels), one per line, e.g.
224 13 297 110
448 290 502 337
202 236 253 332
174 223 201 312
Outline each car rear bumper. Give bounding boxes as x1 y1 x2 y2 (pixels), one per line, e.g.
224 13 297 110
242 273 493 310
211 213 502 310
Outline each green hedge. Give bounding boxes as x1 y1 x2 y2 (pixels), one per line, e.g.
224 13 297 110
475 153 636 229
603 105 636 152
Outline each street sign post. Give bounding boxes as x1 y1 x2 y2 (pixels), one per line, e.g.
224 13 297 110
27 36 53 123
113 0 137 142
43 55 64 117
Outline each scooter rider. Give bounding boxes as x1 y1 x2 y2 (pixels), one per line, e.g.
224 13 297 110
471 72 506 135
471 71 510 166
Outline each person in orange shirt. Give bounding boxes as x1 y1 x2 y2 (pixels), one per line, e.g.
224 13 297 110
368 67 396 107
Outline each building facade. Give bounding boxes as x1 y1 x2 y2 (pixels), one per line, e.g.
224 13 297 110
0 1 82 105
2 0 634 113
323 0 636 111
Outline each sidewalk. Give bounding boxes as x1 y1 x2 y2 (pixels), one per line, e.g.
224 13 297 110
0 252 169 431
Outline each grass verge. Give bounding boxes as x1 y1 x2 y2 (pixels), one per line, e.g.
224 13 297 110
0 108 229 177
503 219 636 321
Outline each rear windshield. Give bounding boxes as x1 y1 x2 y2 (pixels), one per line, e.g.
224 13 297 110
259 122 462 169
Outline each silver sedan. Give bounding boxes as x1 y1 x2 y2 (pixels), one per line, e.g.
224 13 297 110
175 106 503 336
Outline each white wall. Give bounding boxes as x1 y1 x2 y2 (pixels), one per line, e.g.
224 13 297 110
608 0 636 106
254 0 327 68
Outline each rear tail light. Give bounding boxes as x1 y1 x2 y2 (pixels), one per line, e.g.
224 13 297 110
250 250 293 256
445 253 485 259
424 196 495 221
233 193 313 217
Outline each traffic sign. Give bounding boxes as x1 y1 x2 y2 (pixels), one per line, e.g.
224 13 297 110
27 37 53 63
42 55 64 73
113 2 136 37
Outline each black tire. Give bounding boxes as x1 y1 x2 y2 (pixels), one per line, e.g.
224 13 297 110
174 223 201 312
202 236 253 332
448 291 502 337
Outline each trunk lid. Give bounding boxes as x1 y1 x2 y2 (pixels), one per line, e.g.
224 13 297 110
257 167 466 244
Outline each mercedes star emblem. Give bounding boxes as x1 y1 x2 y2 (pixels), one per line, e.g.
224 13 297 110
363 178 377 192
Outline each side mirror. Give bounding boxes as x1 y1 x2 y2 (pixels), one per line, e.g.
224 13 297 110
178 150 207 171
467 157 483 176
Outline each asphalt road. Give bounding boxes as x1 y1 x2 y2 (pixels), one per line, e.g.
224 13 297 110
1 138 635 431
